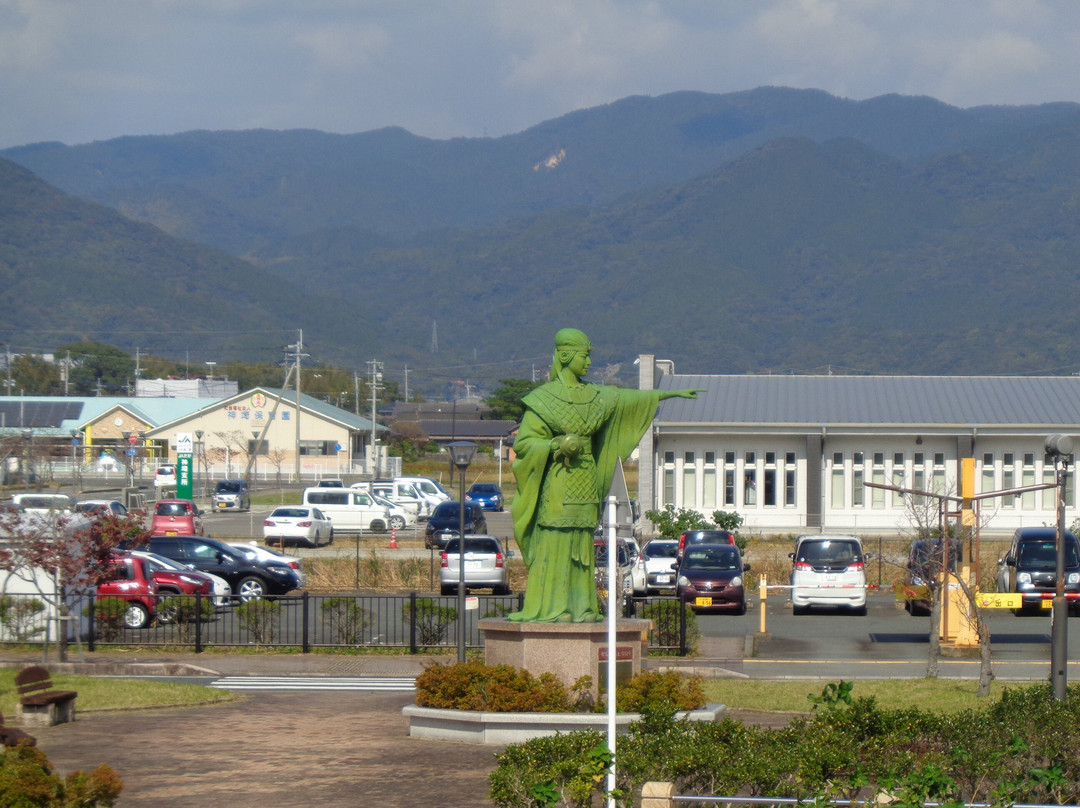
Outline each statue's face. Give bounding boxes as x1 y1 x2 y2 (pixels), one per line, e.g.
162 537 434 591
566 348 591 378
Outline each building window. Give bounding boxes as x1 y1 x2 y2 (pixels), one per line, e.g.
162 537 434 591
871 452 885 509
703 452 717 509
892 453 905 507
785 452 797 507
831 452 845 510
852 452 864 507
1002 453 1014 508
932 452 946 495
724 452 736 506
1022 452 1036 509
913 453 925 506
763 452 777 507
682 452 696 509
299 441 334 456
247 439 269 457
981 452 994 495
663 451 675 505
744 452 757 506
1043 465 1057 510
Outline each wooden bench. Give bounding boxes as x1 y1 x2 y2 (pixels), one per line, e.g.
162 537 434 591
15 666 78 727
1 709 37 747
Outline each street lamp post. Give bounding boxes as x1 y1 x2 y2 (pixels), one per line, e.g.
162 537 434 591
251 430 260 490
448 440 477 663
1045 434 1072 702
69 429 80 494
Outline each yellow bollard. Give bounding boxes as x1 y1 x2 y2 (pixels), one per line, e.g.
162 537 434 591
759 574 768 635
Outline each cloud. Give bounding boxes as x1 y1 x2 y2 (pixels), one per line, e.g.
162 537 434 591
2 0 1080 149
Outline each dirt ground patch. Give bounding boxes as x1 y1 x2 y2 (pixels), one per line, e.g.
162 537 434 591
30 691 502 808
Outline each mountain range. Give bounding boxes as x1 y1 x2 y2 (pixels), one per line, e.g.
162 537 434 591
4 86 1080 393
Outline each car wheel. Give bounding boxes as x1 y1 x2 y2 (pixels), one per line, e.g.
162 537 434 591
328 529 334 545
389 515 406 531
793 604 809 615
313 530 321 546
737 600 747 616
123 602 149 629
370 519 387 533
236 576 267 602
853 604 868 616
440 584 454 596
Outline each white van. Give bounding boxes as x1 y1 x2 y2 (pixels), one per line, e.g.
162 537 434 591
302 488 391 534
353 479 432 519
396 476 451 512
12 493 76 514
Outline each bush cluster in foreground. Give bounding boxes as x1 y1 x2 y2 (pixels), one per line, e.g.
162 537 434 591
415 661 704 714
490 682 1080 808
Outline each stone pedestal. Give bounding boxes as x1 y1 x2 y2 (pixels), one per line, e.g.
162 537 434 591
479 618 651 699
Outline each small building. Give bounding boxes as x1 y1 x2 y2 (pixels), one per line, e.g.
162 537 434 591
636 357 1080 537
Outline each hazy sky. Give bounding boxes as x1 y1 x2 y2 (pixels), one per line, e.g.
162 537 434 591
2 0 1079 149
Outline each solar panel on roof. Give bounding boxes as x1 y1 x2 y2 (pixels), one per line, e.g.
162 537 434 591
0 401 83 428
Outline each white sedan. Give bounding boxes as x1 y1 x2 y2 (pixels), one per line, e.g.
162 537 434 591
371 493 417 530
229 541 307 588
261 506 334 548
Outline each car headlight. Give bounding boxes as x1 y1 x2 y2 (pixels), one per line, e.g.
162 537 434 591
179 575 203 586
1017 572 1032 585
1069 573 1080 585
678 576 690 587
730 576 743 588
910 575 925 586
267 566 289 575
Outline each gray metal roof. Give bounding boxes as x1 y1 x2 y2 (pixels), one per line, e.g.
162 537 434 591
654 375 1080 427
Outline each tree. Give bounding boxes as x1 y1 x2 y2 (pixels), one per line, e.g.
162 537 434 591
11 354 62 395
643 504 710 539
0 511 148 661
56 341 135 395
486 378 542 421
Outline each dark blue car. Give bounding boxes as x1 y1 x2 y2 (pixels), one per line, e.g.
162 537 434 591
424 501 488 549
466 482 504 511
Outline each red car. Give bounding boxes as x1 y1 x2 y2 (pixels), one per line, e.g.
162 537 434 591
97 555 158 629
150 499 204 536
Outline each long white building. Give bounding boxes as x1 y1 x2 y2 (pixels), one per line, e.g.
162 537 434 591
636 357 1079 537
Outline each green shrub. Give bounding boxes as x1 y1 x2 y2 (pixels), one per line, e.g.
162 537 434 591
613 669 705 713
0 595 46 642
416 661 579 712
86 598 128 643
402 597 456 646
236 599 280 644
320 597 368 645
0 744 123 807
641 599 699 655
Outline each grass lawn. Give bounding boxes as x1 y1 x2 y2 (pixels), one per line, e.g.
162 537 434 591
0 668 237 715
701 677 1038 714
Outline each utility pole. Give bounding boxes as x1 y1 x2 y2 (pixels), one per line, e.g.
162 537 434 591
403 366 410 402
285 331 307 481
367 360 383 476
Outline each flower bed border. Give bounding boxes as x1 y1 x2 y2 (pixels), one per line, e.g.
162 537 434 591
402 703 725 745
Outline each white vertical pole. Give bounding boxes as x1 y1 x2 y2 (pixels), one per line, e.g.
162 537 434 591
605 493 617 808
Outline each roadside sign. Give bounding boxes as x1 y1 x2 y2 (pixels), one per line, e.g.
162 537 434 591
176 432 193 455
975 592 1023 609
127 434 138 445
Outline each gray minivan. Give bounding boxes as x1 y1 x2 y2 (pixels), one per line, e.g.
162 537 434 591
996 527 1080 615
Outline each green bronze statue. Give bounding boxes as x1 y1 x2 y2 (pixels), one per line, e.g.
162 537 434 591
509 328 700 623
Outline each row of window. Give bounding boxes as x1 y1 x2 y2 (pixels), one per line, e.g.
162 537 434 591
663 451 798 510
662 450 1074 511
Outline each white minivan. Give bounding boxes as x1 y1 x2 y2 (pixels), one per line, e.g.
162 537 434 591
396 476 452 512
302 488 391 534
353 479 431 520
788 534 868 615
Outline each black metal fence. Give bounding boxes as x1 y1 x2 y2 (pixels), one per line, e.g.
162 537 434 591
0 591 691 655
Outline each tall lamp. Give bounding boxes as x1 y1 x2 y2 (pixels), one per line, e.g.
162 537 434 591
448 440 477 663
1045 433 1072 702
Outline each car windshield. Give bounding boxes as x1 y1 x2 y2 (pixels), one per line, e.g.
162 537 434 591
444 538 500 554
644 542 678 559
141 552 184 571
683 547 741 570
1018 540 1080 569
471 484 499 494
797 539 862 565
216 481 243 493
271 508 309 518
594 544 630 565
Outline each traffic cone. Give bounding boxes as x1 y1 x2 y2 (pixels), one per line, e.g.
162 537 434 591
389 528 398 549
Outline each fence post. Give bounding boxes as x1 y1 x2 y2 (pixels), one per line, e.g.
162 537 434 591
679 598 687 656
88 597 96 652
641 782 674 808
409 592 418 655
302 591 310 653
194 593 203 653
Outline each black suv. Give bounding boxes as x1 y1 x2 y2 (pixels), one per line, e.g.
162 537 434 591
140 535 300 601
677 529 735 559
424 501 487 549
996 527 1080 615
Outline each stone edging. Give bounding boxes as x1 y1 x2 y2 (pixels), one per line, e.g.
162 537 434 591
403 703 726 745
